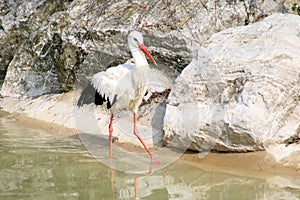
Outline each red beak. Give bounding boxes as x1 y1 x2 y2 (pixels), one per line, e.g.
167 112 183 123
139 43 157 65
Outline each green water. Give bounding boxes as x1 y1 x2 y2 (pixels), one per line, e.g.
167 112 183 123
0 113 300 200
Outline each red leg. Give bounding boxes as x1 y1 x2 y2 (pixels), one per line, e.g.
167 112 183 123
108 114 115 198
133 112 159 164
109 114 114 159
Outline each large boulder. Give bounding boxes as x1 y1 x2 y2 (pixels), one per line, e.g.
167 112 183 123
0 0 70 96
163 13 300 152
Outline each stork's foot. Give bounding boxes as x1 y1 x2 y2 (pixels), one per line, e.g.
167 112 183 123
151 156 160 165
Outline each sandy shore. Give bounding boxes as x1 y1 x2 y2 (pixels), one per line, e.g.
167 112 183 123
1 109 299 180
1 110 78 137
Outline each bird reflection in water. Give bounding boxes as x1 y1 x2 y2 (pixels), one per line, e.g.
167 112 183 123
109 156 154 200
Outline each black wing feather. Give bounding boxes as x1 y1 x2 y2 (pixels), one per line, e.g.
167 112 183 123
77 81 114 109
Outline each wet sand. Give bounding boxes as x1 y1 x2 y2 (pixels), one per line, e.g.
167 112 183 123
1 110 78 137
1 110 299 179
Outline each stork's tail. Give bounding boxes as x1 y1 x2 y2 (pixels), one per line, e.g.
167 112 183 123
77 82 97 107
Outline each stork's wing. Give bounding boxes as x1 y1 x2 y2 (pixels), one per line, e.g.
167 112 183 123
80 64 134 110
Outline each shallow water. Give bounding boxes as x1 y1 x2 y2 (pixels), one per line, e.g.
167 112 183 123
0 114 300 200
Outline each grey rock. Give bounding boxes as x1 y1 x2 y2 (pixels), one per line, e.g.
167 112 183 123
163 13 300 152
0 0 70 95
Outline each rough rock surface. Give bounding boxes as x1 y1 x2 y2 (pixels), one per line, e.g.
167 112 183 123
1 0 298 97
163 13 300 153
0 0 71 96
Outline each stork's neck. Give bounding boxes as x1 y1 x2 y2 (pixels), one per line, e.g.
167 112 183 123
131 49 148 67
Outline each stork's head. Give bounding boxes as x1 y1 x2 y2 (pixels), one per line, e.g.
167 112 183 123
128 31 157 65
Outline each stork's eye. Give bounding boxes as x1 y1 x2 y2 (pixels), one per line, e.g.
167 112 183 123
133 38 139 44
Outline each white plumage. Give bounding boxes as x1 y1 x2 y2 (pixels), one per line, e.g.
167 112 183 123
91 63 149 112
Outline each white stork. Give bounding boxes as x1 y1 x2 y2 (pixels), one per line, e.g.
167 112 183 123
77 31 159 164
